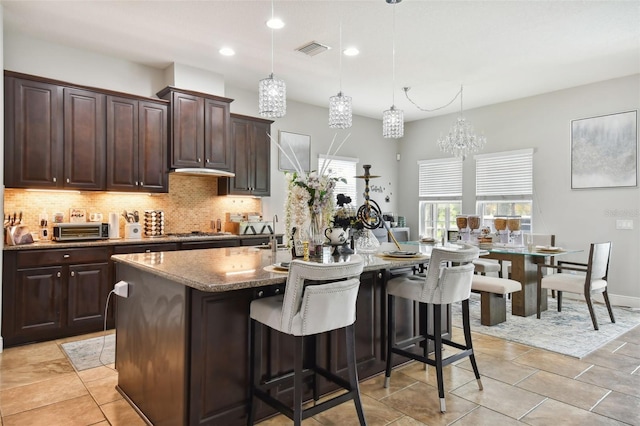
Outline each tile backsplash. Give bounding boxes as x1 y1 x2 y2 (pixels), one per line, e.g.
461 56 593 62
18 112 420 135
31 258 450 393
3 174 262 236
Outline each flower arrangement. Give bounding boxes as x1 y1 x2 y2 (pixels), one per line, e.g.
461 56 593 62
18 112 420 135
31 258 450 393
331 194 363 231
270 133 352 245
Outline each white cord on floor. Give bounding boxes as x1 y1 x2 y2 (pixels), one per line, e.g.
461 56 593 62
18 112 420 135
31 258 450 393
99 289 117 371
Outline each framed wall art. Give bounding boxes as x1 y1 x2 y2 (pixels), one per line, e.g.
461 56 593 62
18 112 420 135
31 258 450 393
571 110 637 189
278 131 310 172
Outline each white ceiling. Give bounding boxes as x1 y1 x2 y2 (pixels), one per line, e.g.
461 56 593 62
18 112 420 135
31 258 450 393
3 0 639 122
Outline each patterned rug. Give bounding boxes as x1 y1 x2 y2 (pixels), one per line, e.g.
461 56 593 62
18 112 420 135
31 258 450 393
452 294 640 358
61 334 115 371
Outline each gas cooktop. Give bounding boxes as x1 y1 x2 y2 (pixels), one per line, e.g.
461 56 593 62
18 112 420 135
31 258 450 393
166 231 230 238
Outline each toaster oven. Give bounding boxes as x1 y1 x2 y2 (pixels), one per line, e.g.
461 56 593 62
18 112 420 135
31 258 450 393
52 223 110 241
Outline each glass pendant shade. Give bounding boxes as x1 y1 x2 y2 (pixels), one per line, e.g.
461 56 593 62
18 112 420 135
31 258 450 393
438 116 486 159
329 92 352 128
382 106 404 138
259 73 286 118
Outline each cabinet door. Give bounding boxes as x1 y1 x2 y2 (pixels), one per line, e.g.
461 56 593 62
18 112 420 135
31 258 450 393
63 88 106 190
4 77 64 188
203 98 231 170
250 120 271 196
226 116 272 196
171 92 204 168
14 266 64 338
138 100 168 192
106 96 139 191
229 118 252 195
67 262 110 331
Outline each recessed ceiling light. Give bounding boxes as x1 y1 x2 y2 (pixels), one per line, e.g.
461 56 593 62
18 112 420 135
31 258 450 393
343 47 359 56
219 47 235 56
266 18 285 29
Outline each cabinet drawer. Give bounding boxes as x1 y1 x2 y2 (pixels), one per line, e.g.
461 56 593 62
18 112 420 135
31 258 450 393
17 247 110 268
113 243 179 254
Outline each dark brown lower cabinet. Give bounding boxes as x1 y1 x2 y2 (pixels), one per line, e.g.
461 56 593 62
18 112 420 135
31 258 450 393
115 263 448 426
2 248 111 347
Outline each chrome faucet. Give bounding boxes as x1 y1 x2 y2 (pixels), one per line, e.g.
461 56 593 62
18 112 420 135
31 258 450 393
271 214 278 252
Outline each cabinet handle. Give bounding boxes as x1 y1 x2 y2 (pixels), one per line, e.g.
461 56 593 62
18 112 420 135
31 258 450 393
140 181 144 186
57 272 61 278
206 158 210 163
135 181 138 186
66 178 70 183
198 157 201 163
257 290 264 298
53 177 57 183
145 249 151 253
63 254 70 259
70 271 75 277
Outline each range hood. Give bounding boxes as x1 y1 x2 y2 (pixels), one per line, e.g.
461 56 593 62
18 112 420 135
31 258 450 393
171 168 235 178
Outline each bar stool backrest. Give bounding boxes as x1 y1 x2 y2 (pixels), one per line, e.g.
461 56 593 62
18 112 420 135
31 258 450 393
421 244 479 304
280 255 365 336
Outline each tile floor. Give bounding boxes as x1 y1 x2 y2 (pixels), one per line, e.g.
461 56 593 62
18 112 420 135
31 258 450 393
1 325 639 425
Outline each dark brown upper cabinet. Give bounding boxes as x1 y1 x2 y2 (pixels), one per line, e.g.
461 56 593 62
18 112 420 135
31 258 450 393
219 113 272 197
4 71 169 192
157 87 233 171
106 96 168 192
4 75 64 189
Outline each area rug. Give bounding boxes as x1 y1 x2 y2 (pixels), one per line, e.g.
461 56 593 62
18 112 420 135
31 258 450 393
61 334 115 371
451 294 640 359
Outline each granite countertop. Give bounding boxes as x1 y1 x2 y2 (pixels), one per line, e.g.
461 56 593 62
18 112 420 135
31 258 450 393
111 247 431 293
3 233 282 251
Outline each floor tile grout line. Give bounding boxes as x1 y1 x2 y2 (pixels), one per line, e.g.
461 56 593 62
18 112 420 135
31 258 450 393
574 363 594 379
589 389 613 412
517 397 548 421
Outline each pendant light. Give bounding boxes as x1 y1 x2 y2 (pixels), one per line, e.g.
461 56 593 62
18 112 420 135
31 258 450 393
382 0 403 139
259 0 286 118
329 22 352 128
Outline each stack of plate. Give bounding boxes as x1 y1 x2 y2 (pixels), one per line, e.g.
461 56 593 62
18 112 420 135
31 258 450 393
144 210 164 237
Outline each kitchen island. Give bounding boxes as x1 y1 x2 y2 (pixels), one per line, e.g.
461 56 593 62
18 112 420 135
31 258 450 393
112 246 442 426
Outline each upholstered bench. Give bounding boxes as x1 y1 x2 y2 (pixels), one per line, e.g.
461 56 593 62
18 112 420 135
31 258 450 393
471 275 521 326
473 259 502 277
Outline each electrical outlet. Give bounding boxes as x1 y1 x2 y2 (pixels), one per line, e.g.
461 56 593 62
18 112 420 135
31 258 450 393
616 219 633 230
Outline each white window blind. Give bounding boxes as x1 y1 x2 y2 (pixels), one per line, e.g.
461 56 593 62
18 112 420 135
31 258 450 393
318 155 358 204
475 149 533 199
418 157 463 199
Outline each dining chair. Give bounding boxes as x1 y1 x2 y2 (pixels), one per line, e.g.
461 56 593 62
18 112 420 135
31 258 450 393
536 241 614 330
384 243 482 413
247 256 366 425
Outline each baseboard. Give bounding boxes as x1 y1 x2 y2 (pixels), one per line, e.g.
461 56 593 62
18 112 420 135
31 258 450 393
564 292 640 309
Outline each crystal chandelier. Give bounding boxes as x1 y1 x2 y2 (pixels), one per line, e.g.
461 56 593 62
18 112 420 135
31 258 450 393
329 23 352 128
437 86 486 159
259 1 286 118
382 0 403 138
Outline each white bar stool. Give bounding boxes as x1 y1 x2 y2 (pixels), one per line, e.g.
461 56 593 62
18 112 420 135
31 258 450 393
384 244 483 413
247 256 366 425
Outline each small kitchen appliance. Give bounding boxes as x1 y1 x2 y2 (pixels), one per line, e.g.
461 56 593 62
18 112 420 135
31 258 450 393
53 223 109 241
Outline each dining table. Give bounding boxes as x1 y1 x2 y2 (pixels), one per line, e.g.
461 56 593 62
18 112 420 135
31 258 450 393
476 244 582 317
404 241 582 317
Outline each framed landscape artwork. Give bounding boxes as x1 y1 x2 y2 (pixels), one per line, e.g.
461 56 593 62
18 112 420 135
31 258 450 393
278 131 310 172
571 110 637 189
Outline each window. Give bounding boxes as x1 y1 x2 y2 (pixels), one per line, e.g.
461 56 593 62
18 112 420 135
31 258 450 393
475 149 533 232
318 155 358 205
418 158 462 239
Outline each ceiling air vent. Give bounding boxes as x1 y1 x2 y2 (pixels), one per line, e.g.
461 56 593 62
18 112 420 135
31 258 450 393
295 41 331 57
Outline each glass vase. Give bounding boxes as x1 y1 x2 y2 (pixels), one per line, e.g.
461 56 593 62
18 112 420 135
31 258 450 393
354 228 380 254
309 212 325 256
